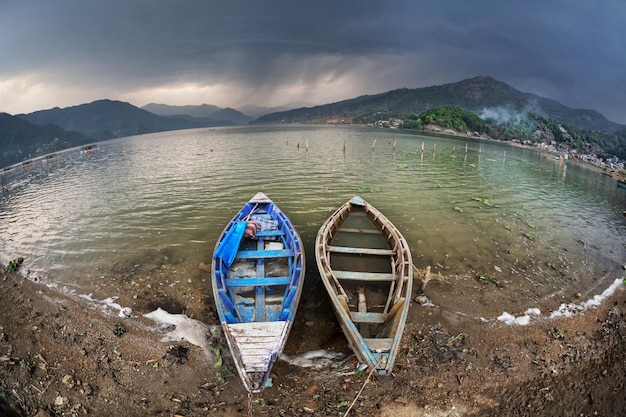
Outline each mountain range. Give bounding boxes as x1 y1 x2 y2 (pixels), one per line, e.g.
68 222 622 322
1 76 624 168
140 102 311 123
255 76 623 133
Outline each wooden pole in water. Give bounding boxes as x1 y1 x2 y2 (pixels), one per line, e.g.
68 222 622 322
371 139 376 151
465 143 468 153
393 139 397 152
421 142 425 153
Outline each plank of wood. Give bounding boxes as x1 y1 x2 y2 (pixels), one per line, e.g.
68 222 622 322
358 287 367 313
241 361 271 372
227 321 287 337
255 285 265 321
333 270 394 282
350 312 387 323
338 227 380 234
225 276 291 287
255 230 284 237
364 338 393 352
328 246 395 256
217 290 238 323
233 334 285 345
227 322 288 366
384 298 405 323
236 249 293 259
338 295 351 314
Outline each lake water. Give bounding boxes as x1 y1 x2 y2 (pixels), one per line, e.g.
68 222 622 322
1 125 625 325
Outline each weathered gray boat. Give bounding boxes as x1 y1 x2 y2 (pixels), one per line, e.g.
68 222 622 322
315 196 412 374
212 192 305 392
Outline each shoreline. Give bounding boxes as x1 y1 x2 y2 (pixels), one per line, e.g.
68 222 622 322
395 124 626 186
2 263 626 416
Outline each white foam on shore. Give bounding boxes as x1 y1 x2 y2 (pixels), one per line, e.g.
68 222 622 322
144 307 218 358
550 277 624 319
280 349 346 369
4 267 218 358
497 277 624 325
76 293 134 318
18 266 41 283
497 308 541 325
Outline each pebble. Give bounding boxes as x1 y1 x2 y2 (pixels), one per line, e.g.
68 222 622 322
415 295 430 305
80 382 93 397
54 396 67 406
62 374 75 389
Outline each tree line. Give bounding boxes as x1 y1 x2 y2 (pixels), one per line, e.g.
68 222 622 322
401 105 626 160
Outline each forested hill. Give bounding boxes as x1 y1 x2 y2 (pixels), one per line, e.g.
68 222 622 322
0 113 90 167
1 100 233 167
254 76 623 134
3 76 625 168
19 99 230 140
405 104 626 160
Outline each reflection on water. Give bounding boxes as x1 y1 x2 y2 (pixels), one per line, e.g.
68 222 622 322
1 126 625 325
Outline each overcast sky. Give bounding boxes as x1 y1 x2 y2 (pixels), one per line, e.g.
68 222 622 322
1 1 625 123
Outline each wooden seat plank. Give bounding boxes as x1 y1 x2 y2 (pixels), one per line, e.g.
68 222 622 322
333 270 394 282
350 312 387 323
364 338 393 352
235 249 293 259
255 230 284 237
328 245 395 256
225 276 291 287
338 227 380 234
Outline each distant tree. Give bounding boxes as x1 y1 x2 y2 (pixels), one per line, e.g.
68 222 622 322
410 105 486 133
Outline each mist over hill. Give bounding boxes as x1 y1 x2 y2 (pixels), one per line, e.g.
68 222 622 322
253 76 623 133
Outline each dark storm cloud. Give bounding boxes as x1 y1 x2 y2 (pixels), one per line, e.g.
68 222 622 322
1 0 625 123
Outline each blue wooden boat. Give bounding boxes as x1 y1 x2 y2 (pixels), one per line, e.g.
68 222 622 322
212 192 305 392
315 196 412 375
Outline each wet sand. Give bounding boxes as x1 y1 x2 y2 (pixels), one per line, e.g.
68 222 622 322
1 261 626 417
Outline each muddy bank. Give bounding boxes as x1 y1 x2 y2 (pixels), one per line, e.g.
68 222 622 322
1 264 625 416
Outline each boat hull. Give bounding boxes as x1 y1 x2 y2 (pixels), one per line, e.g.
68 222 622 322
315 196 413 374
212 192 305 392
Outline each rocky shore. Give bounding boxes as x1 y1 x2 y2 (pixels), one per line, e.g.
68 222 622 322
1 263 626 416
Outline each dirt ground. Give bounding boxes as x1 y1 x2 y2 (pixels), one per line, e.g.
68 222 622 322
1 262 626 417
